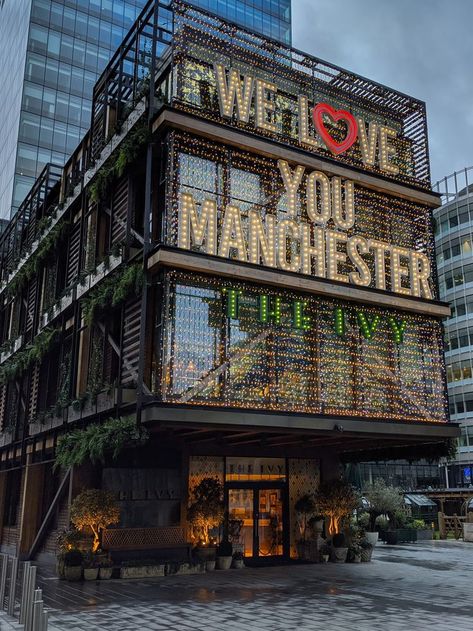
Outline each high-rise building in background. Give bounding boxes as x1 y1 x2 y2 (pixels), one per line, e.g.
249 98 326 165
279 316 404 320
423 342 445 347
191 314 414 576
434 168 473 487
0 0 292 221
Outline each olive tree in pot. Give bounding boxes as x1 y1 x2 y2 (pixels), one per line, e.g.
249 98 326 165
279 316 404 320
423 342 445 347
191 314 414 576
315 478 360 537
188 477 224 568
363 479 404 547
70 489 120 553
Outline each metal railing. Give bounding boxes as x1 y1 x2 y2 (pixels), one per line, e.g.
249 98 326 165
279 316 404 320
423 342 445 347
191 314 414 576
0 555 49 630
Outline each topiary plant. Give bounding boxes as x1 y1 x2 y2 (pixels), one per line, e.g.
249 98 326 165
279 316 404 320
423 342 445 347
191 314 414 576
70 489 120 553
315 478 360 535
187 477 224 546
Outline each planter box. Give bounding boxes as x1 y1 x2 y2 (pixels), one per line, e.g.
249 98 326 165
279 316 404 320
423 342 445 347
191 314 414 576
416 529 433 541
463 523 473 542
384 528 417 544
120 564 165 579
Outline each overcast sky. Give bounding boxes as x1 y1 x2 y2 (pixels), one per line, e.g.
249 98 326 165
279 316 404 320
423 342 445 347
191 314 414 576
292 0 473 185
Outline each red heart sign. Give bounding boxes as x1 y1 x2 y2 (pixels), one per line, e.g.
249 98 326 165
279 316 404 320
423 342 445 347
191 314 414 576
312 103 358 155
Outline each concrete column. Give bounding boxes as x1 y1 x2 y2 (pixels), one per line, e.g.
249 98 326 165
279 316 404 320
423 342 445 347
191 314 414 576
17 458 46 559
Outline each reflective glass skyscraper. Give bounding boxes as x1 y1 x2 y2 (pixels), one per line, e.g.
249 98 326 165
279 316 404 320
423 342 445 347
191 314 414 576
0 0 292 220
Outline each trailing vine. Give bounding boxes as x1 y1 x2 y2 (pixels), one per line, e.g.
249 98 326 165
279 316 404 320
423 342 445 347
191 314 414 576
82 263 143 325
89 123 151 203
54 416 149 469
6 219 70 297
0 327 58 385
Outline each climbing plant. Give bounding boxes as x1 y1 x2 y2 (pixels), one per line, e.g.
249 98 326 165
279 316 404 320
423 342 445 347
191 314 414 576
54 416 149 469
82 263 143 325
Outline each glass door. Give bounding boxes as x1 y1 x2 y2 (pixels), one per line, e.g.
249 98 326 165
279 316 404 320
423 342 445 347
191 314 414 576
256 488 284 557
228 486 285 559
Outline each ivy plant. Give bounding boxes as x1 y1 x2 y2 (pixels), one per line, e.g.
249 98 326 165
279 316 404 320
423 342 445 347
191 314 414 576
54 416 149 469
89 123 151 203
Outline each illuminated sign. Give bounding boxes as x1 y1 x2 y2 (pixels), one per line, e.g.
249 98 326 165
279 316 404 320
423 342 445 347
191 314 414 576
214 63 400 174
177 159 432 299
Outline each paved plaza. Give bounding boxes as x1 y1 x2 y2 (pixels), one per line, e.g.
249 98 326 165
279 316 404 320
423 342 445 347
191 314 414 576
1 540 472 631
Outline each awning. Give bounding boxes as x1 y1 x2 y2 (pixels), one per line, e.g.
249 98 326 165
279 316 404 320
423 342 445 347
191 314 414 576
404 493 437 507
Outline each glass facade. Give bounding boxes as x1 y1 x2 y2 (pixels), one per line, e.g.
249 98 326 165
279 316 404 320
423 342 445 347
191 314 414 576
0 0 292 221
188 0 291 44
434 168 473 486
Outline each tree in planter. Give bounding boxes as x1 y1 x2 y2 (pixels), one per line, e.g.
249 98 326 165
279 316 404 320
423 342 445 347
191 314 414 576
294 494 317 543
70 489 120 553
315 479 360 536
363 479 404 532
187 477 224 546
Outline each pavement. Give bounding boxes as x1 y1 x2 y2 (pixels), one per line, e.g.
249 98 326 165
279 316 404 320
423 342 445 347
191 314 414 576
1 540 472 631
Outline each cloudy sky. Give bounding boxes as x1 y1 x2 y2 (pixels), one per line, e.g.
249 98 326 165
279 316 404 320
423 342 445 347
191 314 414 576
292 0 473 184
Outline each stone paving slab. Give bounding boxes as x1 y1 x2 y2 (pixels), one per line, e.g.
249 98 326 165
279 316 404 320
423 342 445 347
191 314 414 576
1 541 472 630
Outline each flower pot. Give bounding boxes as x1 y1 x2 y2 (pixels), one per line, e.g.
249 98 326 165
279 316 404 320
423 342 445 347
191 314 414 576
232 558 245 569
205 560 216 571
216 556 232 570
194 546 216 563
352 554 361 563
364 531 379 547
360 548 373 562
331 547 348 563
99 567 113 580
83 567 99 581
64 566 82 581
321 554 330 563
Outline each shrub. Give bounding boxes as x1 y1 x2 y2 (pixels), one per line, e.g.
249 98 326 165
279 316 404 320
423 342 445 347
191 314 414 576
64 550 83 567
332 533 347 548
364 479 404 531
187 477 224 545
70 489 120 552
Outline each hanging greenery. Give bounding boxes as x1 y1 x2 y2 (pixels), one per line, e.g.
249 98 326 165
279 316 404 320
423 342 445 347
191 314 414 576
89 123 151 203
0 327 58 386
341 438 458 464
54 416 149 470
6 219 70 297
82 263 143 325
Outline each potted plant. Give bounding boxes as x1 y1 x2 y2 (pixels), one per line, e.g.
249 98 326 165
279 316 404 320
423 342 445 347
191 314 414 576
295 493 317 560
331 533 348 563
188 477 224 563
347 542 362 563
83 551 99 581
216 539 233 570
70 489 120 553
64 550 83 581
56 528 83 578
363 480 404 547
412 519 433 541
99 558 114 580
232 550 245 569
360 538 374 562
320 543 330 563
315 478 360 537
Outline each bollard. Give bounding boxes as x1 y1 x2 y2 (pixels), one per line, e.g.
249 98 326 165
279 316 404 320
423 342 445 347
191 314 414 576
7 556 19 617
32 589 43 631
24 564 37 631
0 553 8 610
19 561 32 624
41 609 49 631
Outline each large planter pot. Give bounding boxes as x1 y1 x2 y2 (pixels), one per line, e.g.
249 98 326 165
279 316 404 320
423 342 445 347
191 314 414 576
463 523 473 542
364 531 379 547
352 554 361 563
232 558 245 569
83 567 99 581
64 566 82 581
120 564 165 579
205 560 216 572
56 558 66 579
331 547 348 563
216 556 232 570
360 548 373 562
99 567 113 580
194 546 217 563
384 530 399 545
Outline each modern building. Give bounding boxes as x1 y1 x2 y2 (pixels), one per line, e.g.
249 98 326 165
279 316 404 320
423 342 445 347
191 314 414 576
434 167 473 488
0 1 457 563
0 0 291 222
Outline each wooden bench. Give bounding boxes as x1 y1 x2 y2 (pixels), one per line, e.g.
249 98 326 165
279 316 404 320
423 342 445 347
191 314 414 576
102 526 192 563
